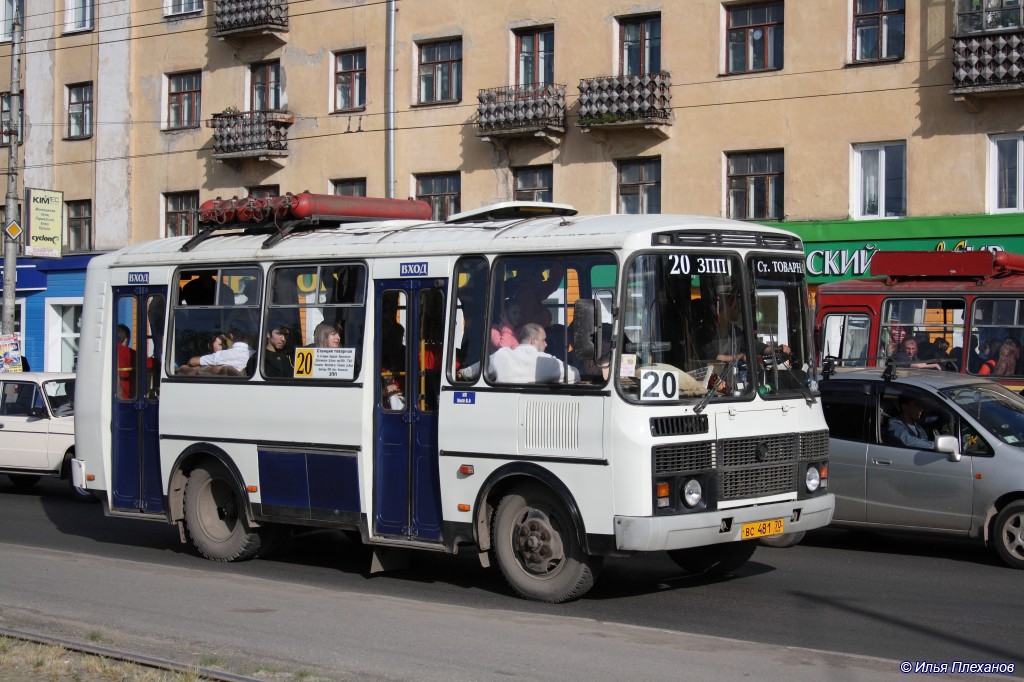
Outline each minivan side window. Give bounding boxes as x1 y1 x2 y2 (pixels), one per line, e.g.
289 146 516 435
820 382 869 441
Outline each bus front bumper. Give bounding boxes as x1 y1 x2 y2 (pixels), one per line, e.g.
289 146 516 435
614 493 834 552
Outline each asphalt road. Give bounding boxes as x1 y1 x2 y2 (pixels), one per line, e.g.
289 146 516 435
0 477 1020 680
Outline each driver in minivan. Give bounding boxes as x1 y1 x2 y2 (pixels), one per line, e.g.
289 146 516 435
885 394 934 450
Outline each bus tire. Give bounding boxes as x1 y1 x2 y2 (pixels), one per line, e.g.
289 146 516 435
492 484 601 603
8 474 41 489
668 541 757 576
993 501 1024 569
184 462 262 562
758 531 805 548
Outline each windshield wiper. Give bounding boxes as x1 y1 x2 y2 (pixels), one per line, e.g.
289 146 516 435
695 356 741 414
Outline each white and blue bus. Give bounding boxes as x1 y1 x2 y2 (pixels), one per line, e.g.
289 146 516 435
73 194 833 602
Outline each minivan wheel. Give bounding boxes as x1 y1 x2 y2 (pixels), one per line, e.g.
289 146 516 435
993 501 1024 569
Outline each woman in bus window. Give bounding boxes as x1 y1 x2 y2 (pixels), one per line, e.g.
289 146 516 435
490 299 523 352
313 321 342 348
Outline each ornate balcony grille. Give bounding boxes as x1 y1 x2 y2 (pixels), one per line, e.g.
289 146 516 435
952 28 1024 93
214 0 288 36
209 110 292 158
578 72 672 127
477 83 566 134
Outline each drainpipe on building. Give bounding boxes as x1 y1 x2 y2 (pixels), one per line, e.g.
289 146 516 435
384 0 396 199
2 4 22 336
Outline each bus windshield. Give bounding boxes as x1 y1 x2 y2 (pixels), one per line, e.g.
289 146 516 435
620 252 752 402
749 255 815 398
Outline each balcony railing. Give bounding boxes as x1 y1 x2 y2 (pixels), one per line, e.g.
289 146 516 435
477 83 566 139
208 110 293 161
213 0 288 38
952 27 1024 94
577 72 672 130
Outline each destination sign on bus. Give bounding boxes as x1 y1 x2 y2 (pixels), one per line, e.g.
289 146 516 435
665 254 732 276
753 258 804 275
293 347 356 379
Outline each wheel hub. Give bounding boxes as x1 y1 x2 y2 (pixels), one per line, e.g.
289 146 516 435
1003 511 1024 558
514 509 564 575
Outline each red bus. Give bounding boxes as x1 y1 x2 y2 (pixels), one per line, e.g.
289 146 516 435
816 250 1024 391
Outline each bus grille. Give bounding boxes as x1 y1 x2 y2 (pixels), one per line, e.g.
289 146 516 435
650 414 709 437
653 441 714 474
719 433 797 467
721 464 795 500
799 430 829 460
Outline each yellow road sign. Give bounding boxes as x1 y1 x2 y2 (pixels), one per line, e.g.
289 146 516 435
4 220 21 240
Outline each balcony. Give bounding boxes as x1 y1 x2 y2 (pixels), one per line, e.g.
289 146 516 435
213 0 288 42
476 83 566 147
577 72 672 138
208 110 293 166
951 26 1024 104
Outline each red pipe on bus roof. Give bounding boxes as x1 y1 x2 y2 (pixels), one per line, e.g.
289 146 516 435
198 192 432 225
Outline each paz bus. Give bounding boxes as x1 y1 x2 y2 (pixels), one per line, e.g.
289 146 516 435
818 249 1024 390
72 193 833 602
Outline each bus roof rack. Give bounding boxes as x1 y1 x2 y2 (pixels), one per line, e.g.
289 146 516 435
445 201 578 224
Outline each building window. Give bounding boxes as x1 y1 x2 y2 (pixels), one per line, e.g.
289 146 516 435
165 0 203 16
67 82 93 138
618 158 661 214
514 166 553 202
57 304 83 372
957 0 1023 33
332 178 367 197
1 91 22 145
727 2 784 74
252 60 282 111
418 39 462 104
853 1 905 62
0 0 18 41
621 15 661 76
166 191 199 238
334 50 366 112
854 142 906 219
727 151 784 220
416 173 461 220
65 0 93 31
66 200 92 251
246 185 279 199
993 134 1024 212
516 28 554 85
167 71 201 129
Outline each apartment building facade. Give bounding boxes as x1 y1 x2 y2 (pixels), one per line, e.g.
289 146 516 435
1 0 1023 368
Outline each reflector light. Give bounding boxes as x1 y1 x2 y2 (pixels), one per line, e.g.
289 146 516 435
85 474 95 481
458 465 475 476
457 503 471 512
247 486 258 492
819 464 828 479
656 482 670 497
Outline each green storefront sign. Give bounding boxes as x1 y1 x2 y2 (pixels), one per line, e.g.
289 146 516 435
779 213 1024 284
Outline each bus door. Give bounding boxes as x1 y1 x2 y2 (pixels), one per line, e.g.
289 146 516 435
373 278 447 542
111 286 166 513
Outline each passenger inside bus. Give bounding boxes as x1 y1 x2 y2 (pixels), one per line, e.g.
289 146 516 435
380 292 406 409
491 323 580 384
177 327 253 375
504 261 564 325
180 271 234 306
490 298 523 351
313 321 342 348
263 323 294 377
116 324 136 399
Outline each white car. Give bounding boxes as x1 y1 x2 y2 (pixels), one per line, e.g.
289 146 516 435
0 372 92 502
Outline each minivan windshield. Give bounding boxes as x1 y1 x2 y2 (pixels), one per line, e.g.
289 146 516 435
942 383 1024 447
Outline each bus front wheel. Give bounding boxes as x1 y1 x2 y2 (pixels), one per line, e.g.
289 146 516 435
184 462 262 562
492 484 601 603
668 541 757 576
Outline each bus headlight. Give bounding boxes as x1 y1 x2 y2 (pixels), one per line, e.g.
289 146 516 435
682 478 702 508
805 465 821 493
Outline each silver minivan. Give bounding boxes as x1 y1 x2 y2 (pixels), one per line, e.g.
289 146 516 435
783 368 1024 568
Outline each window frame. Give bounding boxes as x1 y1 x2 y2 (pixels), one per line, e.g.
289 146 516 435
726 150 785 221
852 0 905 63
0 0 20 42
416 172 461 220
991 133 1024 213
251 60 283 112
165 191 199 238
417 39 463 105
619 14 661 76
513 165 553 203
67 82 93 139
617 157 662 215
852 141 907 219
166 71 202 130
726 2 785 74
1 91 23 145
332 178 367 197
957 0 1023 34
65 199 92 252
334 49 366 113
64 0 94 32
516 27 555 86
246 185 279 199
164 0 203 17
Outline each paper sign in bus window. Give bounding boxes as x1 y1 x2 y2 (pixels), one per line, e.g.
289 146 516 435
293 347 356 379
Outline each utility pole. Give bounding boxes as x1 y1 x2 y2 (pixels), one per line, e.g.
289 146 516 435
2 2 21 336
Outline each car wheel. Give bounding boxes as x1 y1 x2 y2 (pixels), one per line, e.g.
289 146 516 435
8 474 41 489
492 483 602 603
993 501 1024 569
759 531 805 548
668 541 757 576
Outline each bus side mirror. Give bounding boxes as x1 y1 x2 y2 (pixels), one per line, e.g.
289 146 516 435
573 299 602 361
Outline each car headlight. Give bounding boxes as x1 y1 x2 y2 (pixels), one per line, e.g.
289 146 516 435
682 478 702 508
805 465 821 493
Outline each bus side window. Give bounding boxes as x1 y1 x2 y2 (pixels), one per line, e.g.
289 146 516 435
450 257 488 384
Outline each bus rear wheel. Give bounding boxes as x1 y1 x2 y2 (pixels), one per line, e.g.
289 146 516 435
184 462 262 562
492 484 601 603
668 541 757 576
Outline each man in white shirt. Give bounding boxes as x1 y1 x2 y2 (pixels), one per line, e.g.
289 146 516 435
180 328 253 374
490 323 579 384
